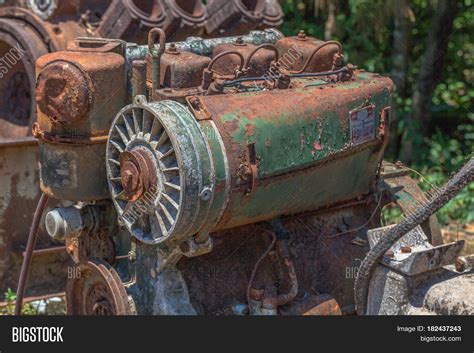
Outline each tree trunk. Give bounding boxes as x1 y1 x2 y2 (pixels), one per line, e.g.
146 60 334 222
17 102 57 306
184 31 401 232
324 0 336 41
387 0 412 157
391 0 411 97
399 0 459 164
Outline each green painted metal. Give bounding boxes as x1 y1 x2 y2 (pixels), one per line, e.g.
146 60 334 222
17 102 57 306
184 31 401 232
192 72 393 231
107 72 393 240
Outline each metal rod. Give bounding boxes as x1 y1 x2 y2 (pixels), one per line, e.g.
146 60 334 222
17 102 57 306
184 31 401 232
224 67 349 86
0 292 65 308
15 193 49 315
126 29 284 61
131 60 147 99
22 246 66 257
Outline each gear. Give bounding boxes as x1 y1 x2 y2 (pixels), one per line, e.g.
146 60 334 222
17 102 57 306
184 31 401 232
66 260 132 315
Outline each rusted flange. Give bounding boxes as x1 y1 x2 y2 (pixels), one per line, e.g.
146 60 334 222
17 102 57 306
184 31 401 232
0 11 49 136
66 260 132 316
119 149 158 202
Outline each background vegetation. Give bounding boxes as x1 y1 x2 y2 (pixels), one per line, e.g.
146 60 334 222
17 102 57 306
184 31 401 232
279 0 473 225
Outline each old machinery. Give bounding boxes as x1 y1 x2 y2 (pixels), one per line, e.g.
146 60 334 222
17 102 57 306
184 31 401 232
0 0 283 138
206 0 283 36
0 1 282 299
31 28 474 316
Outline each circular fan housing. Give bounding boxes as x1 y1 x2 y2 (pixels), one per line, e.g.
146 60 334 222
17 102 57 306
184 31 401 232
106 99 214 245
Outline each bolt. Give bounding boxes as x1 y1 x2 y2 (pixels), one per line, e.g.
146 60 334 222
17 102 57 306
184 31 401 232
36 61 93 124
297 30 307 40
386 250 395 258
31 122 41 138
400 246 412 254
189 97 201 110
455 257 467 272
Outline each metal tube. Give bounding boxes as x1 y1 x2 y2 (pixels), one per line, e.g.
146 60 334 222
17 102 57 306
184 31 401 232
15 193 49 315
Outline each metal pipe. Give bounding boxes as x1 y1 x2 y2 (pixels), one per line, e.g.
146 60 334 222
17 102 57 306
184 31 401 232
148 28 166 100
15 193 49 315
291 40 343 74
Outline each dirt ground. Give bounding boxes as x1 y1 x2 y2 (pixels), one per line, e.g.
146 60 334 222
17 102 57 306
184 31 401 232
442 223 474 256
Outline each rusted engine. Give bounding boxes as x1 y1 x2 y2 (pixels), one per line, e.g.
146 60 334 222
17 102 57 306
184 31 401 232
30 28 474 316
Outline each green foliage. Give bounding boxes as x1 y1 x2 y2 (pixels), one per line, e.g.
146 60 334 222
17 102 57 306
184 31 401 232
1 288 38 315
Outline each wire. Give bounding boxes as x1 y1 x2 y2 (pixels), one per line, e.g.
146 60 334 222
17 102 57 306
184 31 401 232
246 227 277 307
223 67 349 87
15 193 49 315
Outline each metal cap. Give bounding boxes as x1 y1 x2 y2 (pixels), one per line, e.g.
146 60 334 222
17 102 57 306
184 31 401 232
45 207 84 241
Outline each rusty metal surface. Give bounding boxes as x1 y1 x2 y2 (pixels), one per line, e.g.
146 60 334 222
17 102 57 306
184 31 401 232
0 2 284 138
381 161 444 245
146 43 211 89
35 38 126 201
0 137 68 297
66 260 132 315
212 39 277 77
102 0 206 42
0 6 95 137
280 294 343 315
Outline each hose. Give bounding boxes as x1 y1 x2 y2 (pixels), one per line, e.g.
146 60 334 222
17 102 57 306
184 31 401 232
354 157 474 315
15 193 49 315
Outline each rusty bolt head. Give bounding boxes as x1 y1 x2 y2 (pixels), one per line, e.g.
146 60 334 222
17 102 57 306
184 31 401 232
121 160 140 194
36 60 93 124
249 288 264 301
31 122 42 138
166 43 180 55
455 257 467 272
386 250 395 258
119 149 157 202
297 30 307 40
235 37 245 46
400 246 412 254
189 97 201 110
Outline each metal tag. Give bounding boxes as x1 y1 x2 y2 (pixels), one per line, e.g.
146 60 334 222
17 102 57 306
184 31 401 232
349 105 375 146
